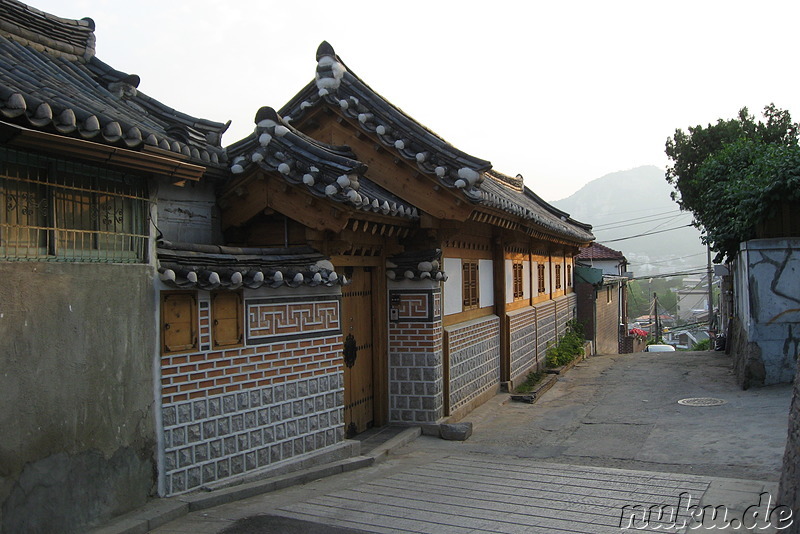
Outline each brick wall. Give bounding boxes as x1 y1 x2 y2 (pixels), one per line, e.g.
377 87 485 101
595 284 620 354
159 291 344 495
388 286 444 423
445 316 501 415
509 306 538 382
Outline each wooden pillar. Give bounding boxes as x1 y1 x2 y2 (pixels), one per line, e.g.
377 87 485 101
493 234 510 383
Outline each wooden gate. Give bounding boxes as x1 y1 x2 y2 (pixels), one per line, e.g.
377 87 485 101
340 267 374 437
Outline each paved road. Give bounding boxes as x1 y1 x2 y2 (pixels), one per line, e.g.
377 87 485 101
151 352 793 533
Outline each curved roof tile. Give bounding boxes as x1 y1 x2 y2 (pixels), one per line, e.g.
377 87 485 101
281 42 491 200
0 0 228 167
227 106 418 221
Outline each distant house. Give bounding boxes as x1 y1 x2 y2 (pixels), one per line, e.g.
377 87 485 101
574 243 630 354
576 241 629 276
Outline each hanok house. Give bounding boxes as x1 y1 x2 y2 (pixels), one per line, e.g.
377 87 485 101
0 1 228 531
222 41 595 443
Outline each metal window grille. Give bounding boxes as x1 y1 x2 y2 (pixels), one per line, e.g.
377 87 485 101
0 147 149 262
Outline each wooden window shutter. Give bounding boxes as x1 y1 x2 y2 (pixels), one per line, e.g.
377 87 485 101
462 261 479 310
538 264 546 293
162 292 197 354
212 291 243 348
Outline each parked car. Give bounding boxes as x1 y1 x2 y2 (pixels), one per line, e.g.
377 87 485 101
644 344 676 352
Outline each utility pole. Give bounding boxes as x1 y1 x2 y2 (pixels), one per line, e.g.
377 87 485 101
707 243 714 349
654 292 661 343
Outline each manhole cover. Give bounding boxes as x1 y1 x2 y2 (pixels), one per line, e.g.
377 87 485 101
677 397 726 406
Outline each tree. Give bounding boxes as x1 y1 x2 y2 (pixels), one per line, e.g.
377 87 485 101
665 104 800 262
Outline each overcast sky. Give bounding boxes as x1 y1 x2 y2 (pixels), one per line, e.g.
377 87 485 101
29 0 800 201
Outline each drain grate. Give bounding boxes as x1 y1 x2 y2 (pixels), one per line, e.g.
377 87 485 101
677 397 726 406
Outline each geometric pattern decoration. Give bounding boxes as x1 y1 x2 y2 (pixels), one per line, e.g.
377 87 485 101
247 298 339 344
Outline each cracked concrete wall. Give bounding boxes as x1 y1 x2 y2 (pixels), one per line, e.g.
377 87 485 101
731 238 800 387
0 262 157 534
156 181 221 245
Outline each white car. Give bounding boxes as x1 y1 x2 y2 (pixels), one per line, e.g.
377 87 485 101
644 344 676 352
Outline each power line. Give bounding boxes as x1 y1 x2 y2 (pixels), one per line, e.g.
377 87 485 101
593 212 692 232
602 224 694 243
639 252 707 265
592 209 684 230
629 268 707 281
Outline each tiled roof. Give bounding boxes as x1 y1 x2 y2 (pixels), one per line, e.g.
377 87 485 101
281 42 492 201
576 241 626 261
0 0 228 167
157 240 346 290
482 170 594 242
280 42 593 243
227 106 418 220
387 249 447 282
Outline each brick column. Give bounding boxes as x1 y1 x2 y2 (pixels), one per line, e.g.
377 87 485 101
387 280 444 423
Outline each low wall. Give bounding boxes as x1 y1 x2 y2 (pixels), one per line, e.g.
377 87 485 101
445 315 501 417
0 263 156 534
158 288 345 495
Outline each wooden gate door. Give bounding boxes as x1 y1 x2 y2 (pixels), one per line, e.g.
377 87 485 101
340 267 374 437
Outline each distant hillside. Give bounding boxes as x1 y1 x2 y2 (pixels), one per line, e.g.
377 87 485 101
552 166 707 275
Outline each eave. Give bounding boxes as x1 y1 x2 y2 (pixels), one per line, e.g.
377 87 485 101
0 120 206 182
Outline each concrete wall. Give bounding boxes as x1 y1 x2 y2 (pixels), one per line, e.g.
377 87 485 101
731 238 800 387
0 262 157 534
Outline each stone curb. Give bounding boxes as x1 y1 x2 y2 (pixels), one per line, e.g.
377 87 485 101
88 428 421 534
511 350 588 404
366 427 422 463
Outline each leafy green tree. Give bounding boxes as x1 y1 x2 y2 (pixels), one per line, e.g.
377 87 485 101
665 104 800 261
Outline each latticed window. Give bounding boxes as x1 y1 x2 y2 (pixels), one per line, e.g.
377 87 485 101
512 262 524 299
555 264 562 289
0 147 149 262
537 264 546 293
567 264 572 287
462 260 479 310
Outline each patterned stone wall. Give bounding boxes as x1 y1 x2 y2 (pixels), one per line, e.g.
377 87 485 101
445 316 501 415
535 300 556 357
160 291 344 495
388 286 444 423
555 293 577 337
509 306 538 381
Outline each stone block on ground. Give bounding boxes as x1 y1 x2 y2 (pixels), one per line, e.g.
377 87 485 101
440 422 473 441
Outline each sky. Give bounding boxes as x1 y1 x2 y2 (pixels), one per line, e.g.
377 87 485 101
27 0 800 202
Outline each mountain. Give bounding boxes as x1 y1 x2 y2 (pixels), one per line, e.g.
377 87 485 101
551 165 707 276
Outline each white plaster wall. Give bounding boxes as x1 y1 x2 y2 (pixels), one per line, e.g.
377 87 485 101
505 260 514 305
479 259 494 307
443 257 462 316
